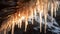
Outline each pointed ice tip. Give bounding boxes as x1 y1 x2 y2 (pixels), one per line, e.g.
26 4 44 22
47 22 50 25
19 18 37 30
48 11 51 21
40 29 42 33
44 30 46 34
24 29 27 32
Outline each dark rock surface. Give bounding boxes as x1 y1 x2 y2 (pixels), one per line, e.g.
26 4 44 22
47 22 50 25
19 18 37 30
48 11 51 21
55 6 60 26
0 0 16 26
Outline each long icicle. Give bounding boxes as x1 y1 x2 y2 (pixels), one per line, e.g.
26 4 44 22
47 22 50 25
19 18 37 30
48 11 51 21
43 0 48 33
51 2 54 23
11 15 15 34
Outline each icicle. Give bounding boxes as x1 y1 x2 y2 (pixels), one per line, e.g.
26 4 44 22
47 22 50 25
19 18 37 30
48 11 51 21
18 12 21 28
11 23 14 34
32 9 34 24
44 15 47 33
25 7 28 31
54 1 57 17
51 3 54 23
39 12 42 32
19 19 22 28
11 16 15 34
4 30 6 34
15 13 18 25
34 8 37 19
25 18 28 32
